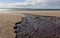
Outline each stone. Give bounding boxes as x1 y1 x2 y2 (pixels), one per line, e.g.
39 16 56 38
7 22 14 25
14 14 60 38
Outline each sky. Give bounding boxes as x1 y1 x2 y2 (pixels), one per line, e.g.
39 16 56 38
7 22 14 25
0 0 60 9
0 0 25 3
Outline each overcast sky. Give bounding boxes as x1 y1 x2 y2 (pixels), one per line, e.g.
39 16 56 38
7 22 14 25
0 0 60 9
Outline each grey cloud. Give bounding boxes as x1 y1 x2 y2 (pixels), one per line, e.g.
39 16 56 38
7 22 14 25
43 0 60 7
0 0 60 9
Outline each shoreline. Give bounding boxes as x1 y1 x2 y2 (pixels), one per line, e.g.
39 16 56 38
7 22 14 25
0 8 60 11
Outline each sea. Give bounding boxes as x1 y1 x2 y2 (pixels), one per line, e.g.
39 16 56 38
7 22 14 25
0 8 60 11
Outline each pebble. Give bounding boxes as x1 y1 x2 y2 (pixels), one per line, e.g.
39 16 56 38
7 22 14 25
14 14 60 38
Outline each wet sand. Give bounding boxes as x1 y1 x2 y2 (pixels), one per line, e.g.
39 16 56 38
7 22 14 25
0 10 60 38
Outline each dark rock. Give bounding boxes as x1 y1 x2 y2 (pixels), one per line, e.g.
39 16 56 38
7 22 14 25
14 14 60 38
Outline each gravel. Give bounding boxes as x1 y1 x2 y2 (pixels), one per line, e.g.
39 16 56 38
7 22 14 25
14 14 60 38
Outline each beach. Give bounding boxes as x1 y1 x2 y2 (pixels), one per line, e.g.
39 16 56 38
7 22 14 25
0 10 60 38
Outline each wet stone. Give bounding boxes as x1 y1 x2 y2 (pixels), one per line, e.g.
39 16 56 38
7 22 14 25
14 31 17 33
15 37 17 38
14 26 18 29
14 14 60 38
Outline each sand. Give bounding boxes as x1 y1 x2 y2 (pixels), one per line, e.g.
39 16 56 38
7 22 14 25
0 10 60 38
